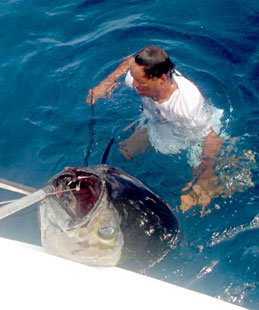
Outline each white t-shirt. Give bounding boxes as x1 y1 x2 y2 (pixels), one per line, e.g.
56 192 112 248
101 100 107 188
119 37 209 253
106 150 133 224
125 70 223 155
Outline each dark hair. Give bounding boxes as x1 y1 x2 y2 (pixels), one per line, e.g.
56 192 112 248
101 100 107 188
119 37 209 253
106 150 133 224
135 46 175 78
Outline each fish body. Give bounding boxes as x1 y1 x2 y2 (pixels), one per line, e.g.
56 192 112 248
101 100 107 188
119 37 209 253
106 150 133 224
40 165 179 271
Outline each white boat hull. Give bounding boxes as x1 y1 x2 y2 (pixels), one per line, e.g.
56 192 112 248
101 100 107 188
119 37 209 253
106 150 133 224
0 237 246 310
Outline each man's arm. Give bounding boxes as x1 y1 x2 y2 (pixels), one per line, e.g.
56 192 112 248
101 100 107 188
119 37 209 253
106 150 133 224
194 129 224 174
180 129 224 215
86 56 134 105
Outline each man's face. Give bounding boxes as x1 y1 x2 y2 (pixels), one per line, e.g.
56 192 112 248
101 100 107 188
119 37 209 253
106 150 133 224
130 61 161 98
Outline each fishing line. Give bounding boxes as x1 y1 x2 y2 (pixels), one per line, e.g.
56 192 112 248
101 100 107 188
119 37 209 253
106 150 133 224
82 91 96 167
82 88 117 167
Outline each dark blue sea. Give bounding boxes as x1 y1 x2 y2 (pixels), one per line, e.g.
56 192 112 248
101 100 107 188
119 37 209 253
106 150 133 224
0 0 258 309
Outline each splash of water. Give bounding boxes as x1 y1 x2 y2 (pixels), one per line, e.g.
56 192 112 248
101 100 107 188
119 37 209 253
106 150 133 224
186 260 219 287
217 281 258 306
208 213 259 247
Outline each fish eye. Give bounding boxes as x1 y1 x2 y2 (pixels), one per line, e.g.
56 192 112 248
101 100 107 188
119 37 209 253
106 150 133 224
98 226 116 239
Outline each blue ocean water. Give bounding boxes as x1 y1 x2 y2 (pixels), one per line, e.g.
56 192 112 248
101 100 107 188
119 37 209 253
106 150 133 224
0 0 258 308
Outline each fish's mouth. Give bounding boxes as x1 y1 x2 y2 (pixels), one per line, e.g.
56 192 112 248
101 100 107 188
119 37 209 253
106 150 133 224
50 167 104 223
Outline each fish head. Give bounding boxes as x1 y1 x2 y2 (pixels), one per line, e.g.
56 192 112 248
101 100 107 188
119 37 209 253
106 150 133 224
39 167 124 266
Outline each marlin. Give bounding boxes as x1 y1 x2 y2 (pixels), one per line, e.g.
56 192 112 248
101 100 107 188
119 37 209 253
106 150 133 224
39 164 179 271
0 142 179 272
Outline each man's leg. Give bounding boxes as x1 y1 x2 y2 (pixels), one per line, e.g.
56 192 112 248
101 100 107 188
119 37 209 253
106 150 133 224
119 127 151 160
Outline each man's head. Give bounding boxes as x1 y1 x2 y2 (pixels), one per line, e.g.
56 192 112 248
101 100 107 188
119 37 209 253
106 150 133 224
135 46 174 78
130 46 175 98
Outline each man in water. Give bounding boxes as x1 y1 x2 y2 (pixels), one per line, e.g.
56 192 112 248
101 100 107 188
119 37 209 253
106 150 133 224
86 46 224 214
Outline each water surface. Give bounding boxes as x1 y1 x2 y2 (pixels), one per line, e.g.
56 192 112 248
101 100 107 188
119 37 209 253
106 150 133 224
0 1 258 309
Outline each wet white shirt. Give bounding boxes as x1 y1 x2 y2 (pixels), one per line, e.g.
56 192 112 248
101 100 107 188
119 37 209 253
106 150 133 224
125 70 223 157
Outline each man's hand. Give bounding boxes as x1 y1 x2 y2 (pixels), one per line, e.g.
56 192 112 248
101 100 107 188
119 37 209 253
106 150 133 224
86 56 133 105
86 81 118 105
180 162 222 216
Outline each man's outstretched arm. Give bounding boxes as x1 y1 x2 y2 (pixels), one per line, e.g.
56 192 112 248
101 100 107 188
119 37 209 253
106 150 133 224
86 56 134 105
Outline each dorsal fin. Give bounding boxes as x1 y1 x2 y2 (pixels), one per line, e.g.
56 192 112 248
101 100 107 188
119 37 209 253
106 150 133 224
101 138 115 164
